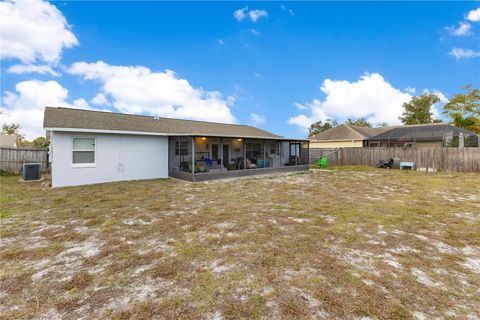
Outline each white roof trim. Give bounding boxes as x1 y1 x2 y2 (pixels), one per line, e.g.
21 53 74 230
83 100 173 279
44 127 304 141
44 127 170 136
310 138 364 142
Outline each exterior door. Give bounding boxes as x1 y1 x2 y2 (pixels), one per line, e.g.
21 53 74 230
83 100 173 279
222 144 229 167
211 144 219 163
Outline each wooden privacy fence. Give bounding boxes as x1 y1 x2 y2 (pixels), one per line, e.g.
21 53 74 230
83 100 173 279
0 147 48 174
310 147 480 173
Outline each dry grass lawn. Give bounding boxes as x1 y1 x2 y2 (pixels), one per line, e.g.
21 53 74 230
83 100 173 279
1 166 479 319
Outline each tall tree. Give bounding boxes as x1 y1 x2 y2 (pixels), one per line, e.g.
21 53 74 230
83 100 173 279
32 137 50 148
345 118 372 127
308 119 338 137
399 93 441 125
443 84 480 134
449 112 480 134
2 123 24 140
443 84 480 118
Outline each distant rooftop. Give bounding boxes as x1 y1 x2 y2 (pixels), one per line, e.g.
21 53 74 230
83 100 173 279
309 124 392 141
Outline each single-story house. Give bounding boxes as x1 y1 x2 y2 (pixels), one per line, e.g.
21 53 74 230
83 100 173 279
0 134 20 148
309 124 391 148
44 107 309 187
366 123 479 148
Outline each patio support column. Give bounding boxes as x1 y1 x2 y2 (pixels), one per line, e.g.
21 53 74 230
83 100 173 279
177 136 180 170
307 141 310 165
295 141 298 166
289 142 292 165
279 141 282 167
191 136 195 174
243 139 246 170
263 140 266 169
298 141 302 164
220 137 223 171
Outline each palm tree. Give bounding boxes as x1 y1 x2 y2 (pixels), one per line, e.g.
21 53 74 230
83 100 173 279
450 112 480 134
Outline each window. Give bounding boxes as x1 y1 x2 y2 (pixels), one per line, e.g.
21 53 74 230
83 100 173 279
269 142 277 154
72 137 95 164
175 140 189 156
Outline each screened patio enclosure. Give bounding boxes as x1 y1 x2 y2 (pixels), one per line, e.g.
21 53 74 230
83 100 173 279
366 124 479 148
168 136 309 181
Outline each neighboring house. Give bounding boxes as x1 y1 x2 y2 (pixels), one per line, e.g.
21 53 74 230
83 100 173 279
44 107 309 187
309 124 390 148
0 134 19 148
366 123 479 148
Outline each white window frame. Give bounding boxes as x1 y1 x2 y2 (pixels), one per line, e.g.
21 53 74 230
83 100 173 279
71 136 96 168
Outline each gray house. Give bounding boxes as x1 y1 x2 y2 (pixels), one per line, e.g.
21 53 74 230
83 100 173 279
44 107 309 187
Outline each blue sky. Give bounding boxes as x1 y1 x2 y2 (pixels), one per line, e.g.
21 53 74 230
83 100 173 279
1 1 479 139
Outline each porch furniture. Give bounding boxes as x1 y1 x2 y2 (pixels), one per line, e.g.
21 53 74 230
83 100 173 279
400 161 415 170
204 158 213 167
257 159 264 168
256 159 270 168
315 157 329 168
246 159 256 169
234 158 244 170
376 158 393 169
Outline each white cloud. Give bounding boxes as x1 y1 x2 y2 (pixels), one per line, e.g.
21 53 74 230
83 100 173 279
67 61 236 124
449 48 480 60
432 90 448 104
294 102 308 111
288 99 329 130
233 7 247 21
445 22 472 36
249 113 266 125
0 0 78 65
92 93 109 106
249 29 261 36
288 73 412 132
248 9 268 22
7 64 60 76
405 87 416 94
467 8 480 22
233 7 267 22
280 5 294 16
217 39 225 46
1 80 90 139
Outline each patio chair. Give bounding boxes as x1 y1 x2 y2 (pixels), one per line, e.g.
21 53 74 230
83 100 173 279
204 158 213 167
376 158 394 169
316 156 329 168
246 159 256 169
